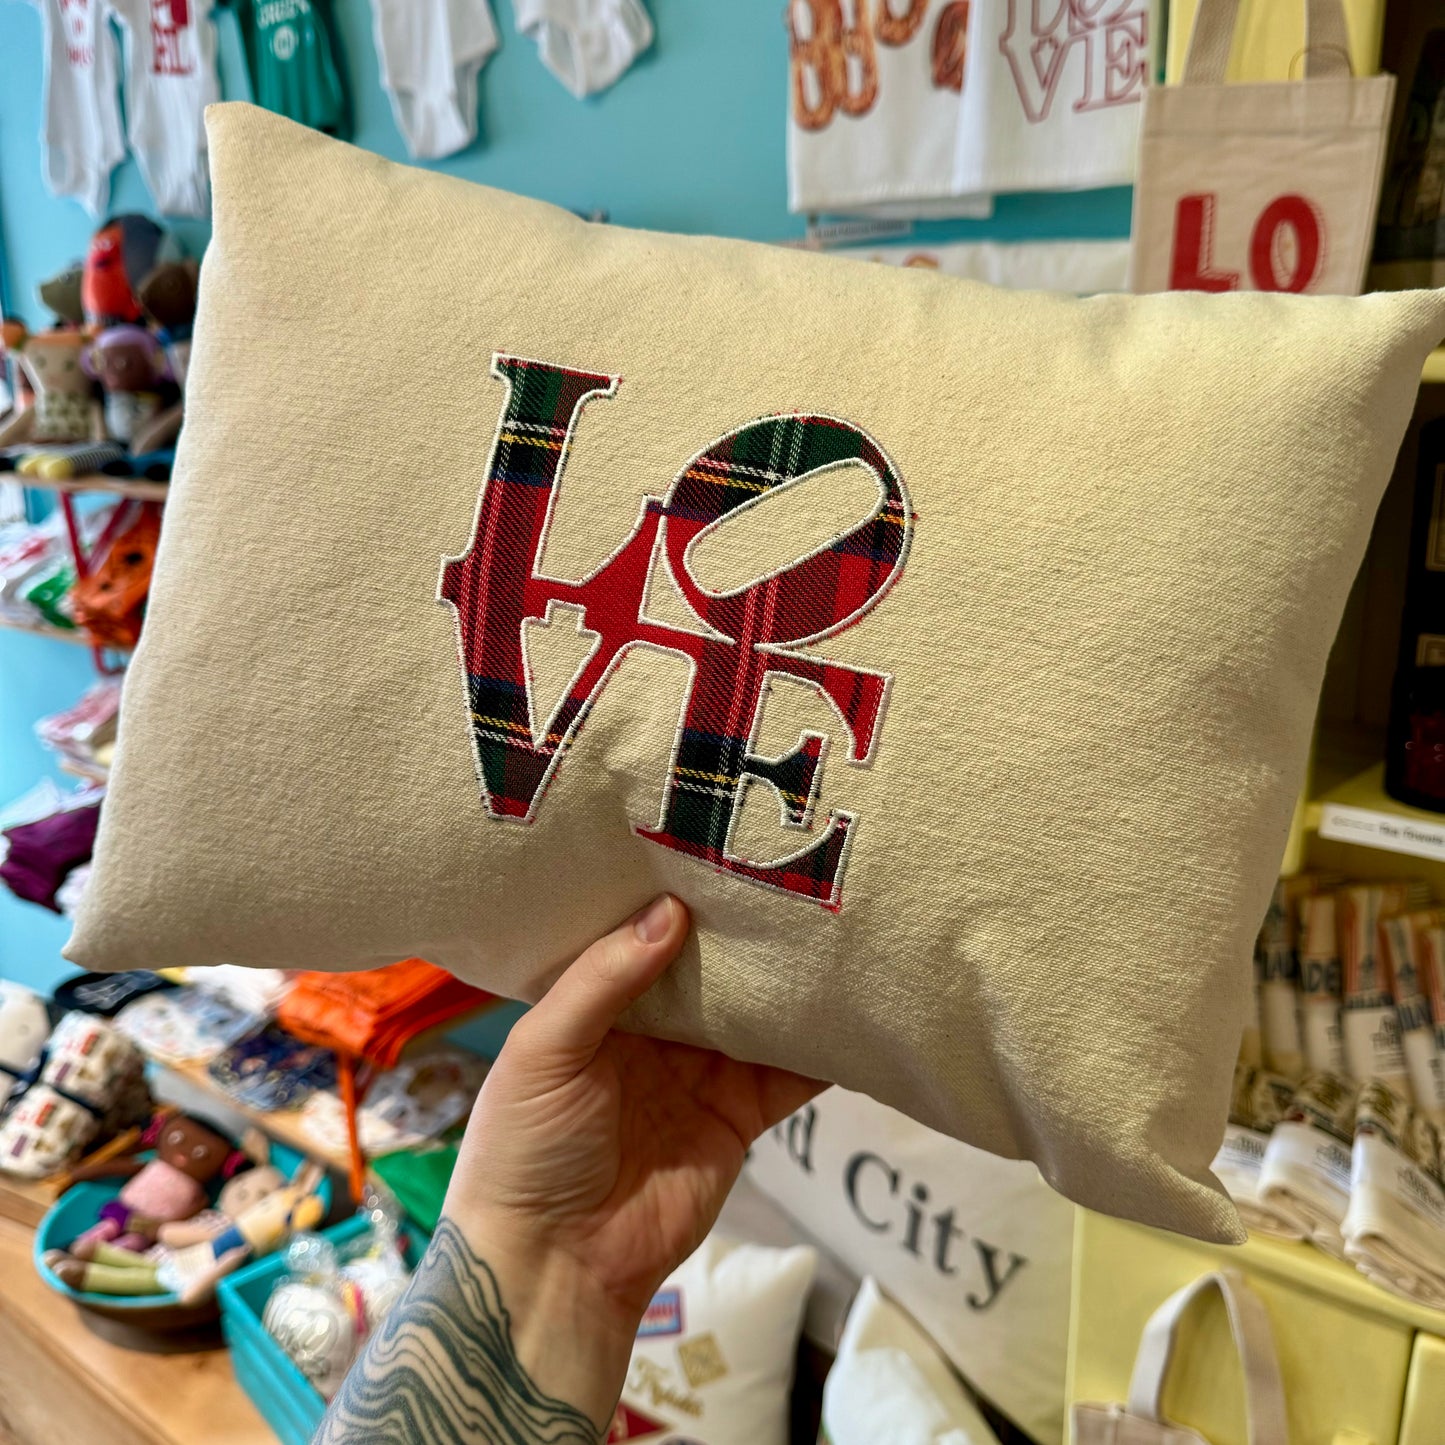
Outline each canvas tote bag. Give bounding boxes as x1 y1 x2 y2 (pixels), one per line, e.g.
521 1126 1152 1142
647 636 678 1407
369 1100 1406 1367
1130 0 1395 295
1072 1270 1288 1445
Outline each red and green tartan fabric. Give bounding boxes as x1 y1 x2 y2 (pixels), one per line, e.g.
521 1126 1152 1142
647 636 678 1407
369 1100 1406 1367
439 355 914 910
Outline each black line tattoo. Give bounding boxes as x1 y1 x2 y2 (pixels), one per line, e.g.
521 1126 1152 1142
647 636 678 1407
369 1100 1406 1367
313 1217 602 1445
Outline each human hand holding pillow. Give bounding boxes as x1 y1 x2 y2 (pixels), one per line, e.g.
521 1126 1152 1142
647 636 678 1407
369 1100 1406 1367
317 896 821 1440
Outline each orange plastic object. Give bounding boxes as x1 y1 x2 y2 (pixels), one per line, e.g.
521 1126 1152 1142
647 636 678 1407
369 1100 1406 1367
70 501 161 648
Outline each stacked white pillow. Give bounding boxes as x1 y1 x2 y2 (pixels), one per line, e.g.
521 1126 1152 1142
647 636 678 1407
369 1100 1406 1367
611 1235 815 1445
824 1278 1001 1445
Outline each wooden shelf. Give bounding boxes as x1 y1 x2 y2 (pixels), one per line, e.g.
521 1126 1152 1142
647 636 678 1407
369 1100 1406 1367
0 614 93 645
17 473 169 502
0 1172 63 1229
1425 348 1445 388
0 1215 274 1445
157 1058 355 1177
151 997 505 1177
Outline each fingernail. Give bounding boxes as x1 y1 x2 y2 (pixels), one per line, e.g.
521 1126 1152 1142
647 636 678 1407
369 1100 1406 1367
634 895 674 944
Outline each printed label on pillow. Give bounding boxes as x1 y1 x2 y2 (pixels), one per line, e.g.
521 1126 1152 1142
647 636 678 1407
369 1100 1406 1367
440 354 915 910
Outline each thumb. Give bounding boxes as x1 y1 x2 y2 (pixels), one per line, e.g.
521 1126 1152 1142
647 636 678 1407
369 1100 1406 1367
518 895 690 1070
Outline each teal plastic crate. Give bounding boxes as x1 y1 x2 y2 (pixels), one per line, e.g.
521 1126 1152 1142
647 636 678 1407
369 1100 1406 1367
219 1213 428 1445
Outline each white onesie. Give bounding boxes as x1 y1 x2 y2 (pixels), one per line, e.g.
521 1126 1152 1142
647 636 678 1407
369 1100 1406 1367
27 0 126 216
369 0 498 160
510 0 652 99
110 0 220 218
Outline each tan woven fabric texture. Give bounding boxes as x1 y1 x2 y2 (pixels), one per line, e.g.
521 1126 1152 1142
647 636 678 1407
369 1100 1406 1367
68 103 1445 1243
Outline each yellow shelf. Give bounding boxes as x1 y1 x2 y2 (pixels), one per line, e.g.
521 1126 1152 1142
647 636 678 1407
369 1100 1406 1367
1069 1211 1445 1445
18 473 169 502
1310 763 1445 865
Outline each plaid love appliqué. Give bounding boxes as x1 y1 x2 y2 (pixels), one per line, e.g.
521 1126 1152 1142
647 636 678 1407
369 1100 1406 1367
438 354 914 910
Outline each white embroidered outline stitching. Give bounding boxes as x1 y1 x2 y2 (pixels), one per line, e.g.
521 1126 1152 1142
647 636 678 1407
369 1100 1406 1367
520 599 602 751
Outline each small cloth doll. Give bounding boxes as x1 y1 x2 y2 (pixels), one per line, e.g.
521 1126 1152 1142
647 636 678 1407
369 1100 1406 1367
0 327 104 447
82 215 176 330
37 263 87 328
65 1112 244 1257
46 1159 327 1303
83 326 171 446
130 259 198 455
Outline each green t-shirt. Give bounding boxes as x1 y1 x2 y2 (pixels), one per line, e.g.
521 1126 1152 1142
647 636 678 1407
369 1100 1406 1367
229 0 347 136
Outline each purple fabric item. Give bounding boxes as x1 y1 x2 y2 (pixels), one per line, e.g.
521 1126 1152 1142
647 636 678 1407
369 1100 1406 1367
0 803 101 912
98 1199 131 1229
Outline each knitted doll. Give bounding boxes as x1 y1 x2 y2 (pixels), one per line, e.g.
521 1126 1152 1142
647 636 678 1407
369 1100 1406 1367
0 326 104 447
130 258 198 455
47 1160 327 1303
83 325 171 446
66 1112 244 1257
37 263 87 328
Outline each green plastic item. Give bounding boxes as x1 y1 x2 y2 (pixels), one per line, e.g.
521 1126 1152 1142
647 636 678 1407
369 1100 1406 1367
22 561 76 629
371 1140 459 1235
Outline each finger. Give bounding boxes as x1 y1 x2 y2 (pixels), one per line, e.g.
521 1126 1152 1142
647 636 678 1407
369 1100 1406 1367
521 895 690 1068
756 1068 827 1135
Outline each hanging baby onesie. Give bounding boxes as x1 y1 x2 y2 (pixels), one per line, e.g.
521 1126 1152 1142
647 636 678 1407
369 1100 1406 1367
786 0 990 218
369 0 497 160
110 0 220 217
227 0 347 135
510 0 652 100
26 0 127 216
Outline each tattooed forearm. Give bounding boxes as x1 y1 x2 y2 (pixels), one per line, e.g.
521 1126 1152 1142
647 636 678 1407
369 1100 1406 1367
313 1217 602 1445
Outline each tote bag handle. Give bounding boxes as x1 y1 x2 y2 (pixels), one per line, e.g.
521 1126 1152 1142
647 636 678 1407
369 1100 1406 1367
1125 1269 1290 1445
1182 0 1352 85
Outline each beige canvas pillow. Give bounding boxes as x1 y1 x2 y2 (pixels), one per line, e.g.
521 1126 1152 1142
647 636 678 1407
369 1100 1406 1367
70 103 1445 1245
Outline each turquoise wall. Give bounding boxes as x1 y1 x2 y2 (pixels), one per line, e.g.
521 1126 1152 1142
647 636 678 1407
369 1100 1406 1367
0 0 1131 996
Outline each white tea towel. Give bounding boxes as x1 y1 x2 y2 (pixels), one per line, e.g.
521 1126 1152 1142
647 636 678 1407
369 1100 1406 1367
1258 1072 1359 1259
1400 921 1445 1126
951 0 1155 196
1342 1079 1445 1308
836 238 1129 292
1213 1063 1304 1241
1339 882 1425 1100
787 0 989 219
1299 891 1346 1074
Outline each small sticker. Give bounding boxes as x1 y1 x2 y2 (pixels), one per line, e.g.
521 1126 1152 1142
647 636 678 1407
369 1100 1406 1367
638 1287 684 1338
677 1332 729 1390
